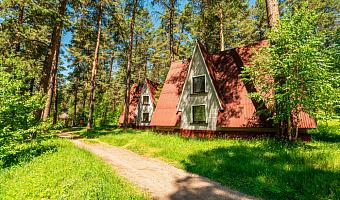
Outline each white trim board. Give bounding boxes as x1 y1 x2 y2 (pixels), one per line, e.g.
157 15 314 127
191 104 207 123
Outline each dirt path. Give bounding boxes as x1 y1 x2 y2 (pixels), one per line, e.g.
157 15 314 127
59 132 259 200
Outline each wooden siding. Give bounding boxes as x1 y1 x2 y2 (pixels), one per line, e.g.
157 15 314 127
177 43 221 131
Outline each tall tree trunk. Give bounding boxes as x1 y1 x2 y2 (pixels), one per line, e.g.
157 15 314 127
29 78 35 96
176 23 184 56
108 55 114 83
295 115 299 142
87 0 103 132
35 32 57 120
52 71 58 125
123 0 138 130
15 4 24 52
157 64 160 82
73 76 79 126
82 69 89 118
144 55 147 80
42 30 62 120
169 0 175 65
133 32 138 76
202 0 208 51
42 0 68 121
138 64 141 83
219 0 224 51
266 0 281 138
265 0 279 29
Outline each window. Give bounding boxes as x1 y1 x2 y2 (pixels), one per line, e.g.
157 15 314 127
192 105 206 123
142 113 149 122
193 76 205 93
143 96 149 105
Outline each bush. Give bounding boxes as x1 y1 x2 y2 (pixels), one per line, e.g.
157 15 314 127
0 56 45 146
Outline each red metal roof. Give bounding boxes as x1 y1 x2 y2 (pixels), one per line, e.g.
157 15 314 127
150 59 190 126
212 40 316 128
151 40 316 129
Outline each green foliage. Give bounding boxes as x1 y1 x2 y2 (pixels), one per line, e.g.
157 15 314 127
0 57 45 146
80 128 340 200
0 138 57 168
241 4 340 140
0 139 150 199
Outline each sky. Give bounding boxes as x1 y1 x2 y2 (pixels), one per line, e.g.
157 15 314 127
60 0 256 76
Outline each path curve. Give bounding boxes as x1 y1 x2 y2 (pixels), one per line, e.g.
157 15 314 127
70 138 259 200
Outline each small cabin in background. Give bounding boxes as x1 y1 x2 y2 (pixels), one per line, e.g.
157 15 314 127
118 79 160 129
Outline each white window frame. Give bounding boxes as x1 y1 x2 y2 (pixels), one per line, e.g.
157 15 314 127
142 112 149 122
191 104 207 123
192 74 206 94
142 95 149 105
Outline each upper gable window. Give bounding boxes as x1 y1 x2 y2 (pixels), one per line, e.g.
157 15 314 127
143 96 149 105
193 75 205 93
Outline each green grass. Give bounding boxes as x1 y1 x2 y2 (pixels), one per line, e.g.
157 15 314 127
82 127 340 200
0 139 150 200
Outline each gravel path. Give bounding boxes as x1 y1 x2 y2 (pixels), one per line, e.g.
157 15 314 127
67 136 259 200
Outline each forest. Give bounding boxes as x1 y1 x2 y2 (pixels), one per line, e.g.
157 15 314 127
1 0 340 199
1 0 339 134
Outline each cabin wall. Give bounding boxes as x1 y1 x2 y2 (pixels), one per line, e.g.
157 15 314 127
178 45 220 131
135 83 154 126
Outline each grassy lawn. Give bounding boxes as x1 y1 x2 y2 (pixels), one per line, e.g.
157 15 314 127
0 138 150 200
64 124 340 200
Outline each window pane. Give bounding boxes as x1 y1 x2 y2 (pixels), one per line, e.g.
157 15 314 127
193 105 206 122
143 96 149 104
143 113 149 122
193 76 205 93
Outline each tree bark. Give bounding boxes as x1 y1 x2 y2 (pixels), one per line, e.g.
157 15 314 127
219 0 224 51
133 32 138 76
87 0 103 132
29 78 35 96
265 0 279 29
123 0 138 130
42 29 62 120
144 55 147 80
176 23 184 56
73 76 79 126
42 0 68 121
15 4 24 52
169 0 175 65
202 0 208 51
82 69 89 118
52 71 58 125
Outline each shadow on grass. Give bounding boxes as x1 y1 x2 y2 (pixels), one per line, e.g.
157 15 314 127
0 139 59 168
311 124 340 143
180 144 339 200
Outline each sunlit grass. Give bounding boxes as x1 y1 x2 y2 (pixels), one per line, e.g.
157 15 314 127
88 127 340 200
0 139 150 200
